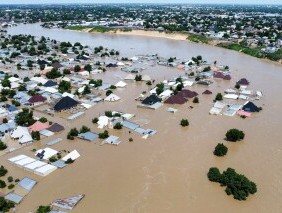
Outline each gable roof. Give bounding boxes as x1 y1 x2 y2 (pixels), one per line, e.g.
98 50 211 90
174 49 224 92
51 62 64 68
47 123 65 132
54 96 79 111
142 94 161 105
242 101 260 112
44 80 57 87
28 95 47 103
237 78 250 85
164 94 187 104
29 121 49 132
202 90 213 95
178 89 198 98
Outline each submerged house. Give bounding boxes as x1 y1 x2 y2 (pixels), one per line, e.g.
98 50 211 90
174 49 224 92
242 101 261 112
237 78 250 86
28 95 47 106
141 94 162 105
54 96 79 112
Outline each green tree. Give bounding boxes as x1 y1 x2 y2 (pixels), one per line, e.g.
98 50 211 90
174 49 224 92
213 143 228 156
113 122 123 130
36 205 51 213
225 129 245 142
215 93 223 101
180 119 189 127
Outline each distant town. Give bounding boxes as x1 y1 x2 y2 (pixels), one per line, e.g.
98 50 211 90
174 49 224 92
0 4 281 62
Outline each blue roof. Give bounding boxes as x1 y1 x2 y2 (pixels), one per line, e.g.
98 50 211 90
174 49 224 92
5 193 23 204
122 121 140 130
18 177 37 191
5 104 18 112
78 132 98 141
51 160 67 168
44 80 58 87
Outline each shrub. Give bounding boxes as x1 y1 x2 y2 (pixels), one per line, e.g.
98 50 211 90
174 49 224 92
15 178 20 183
31 131 40 140
135 75 142 81
39 117 48 123
7 184 14 189
80 125 90 133
193 97 199 103
7 176 13 183
106 90 112 96
129 138 133 142
0 197 15 212
215 93 223 101
36 205 51 213
0 166 8 177
0 180 6 188
99 130 109 139
213 143 228 156
65 158 74 164
180 119 189 127
226 129 245 142
207 167 221 182
113 122 123 130
49 156 58 163
0 142 7 151
92 117 99 124
105 111 113 117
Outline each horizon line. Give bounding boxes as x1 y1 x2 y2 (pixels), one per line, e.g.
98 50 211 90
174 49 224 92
0 3 282 6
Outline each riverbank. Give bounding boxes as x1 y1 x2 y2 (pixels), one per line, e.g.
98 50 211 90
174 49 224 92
66 26 281 65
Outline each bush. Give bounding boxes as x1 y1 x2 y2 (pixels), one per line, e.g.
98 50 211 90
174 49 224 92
99 130 109 139
36 205 51 213
213 143 228 156
80 125 90 133
226 129 245 142
113 122 123 130
39 117 48 123
135 75 142 81
207 167 257 200
104 111 113 117
180 119 189 127
7 184 14 189
49 156 58 163
92 117 99 124
0 180 6 188
215 93 223 101
31 131 40 140
0 142 7 151
65 158 74 164
0 166 8 177
106 90 112 96
193 97 199 103
7 176 13 183
129 138 133 142
0 197 15 212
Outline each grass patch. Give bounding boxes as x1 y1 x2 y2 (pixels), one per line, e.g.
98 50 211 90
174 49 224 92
89 26 115 33
65 26 89 31
187 34 212 44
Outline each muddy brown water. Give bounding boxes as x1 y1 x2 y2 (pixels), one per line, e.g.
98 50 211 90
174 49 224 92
1 24 281 212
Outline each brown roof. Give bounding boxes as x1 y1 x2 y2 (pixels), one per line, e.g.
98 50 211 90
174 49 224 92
178 89 198 99
202 90 213 95
164 93 188 105
28 95 47 103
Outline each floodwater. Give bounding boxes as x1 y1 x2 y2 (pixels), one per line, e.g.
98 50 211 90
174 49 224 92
2 23 282 213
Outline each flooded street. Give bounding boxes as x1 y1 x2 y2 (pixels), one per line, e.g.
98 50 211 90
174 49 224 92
3 23 282 212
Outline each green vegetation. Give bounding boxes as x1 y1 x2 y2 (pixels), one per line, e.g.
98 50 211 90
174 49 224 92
7 184 14 189
58 80 71 93
46 68 62 79
92 117 99 124
0 141 7 151
207 167 257 200
36 205 51 213
135 75 142 81
89 26 115 33
67 128 79 140
80 125 90 133
156 83 165 95
213 143 228 156
0 197 15 212
113 122 123 130
217 42 282 62
225 129 245 142
215 93 223 101
13 108 35 126
0 180 6 188
180 119 189 127
65 25 89 31
193 97 199 103
0 166 8 177
39 117 48 123
187 34 212 44
65 158 75 164
99 130 109 139
31 131 40 141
